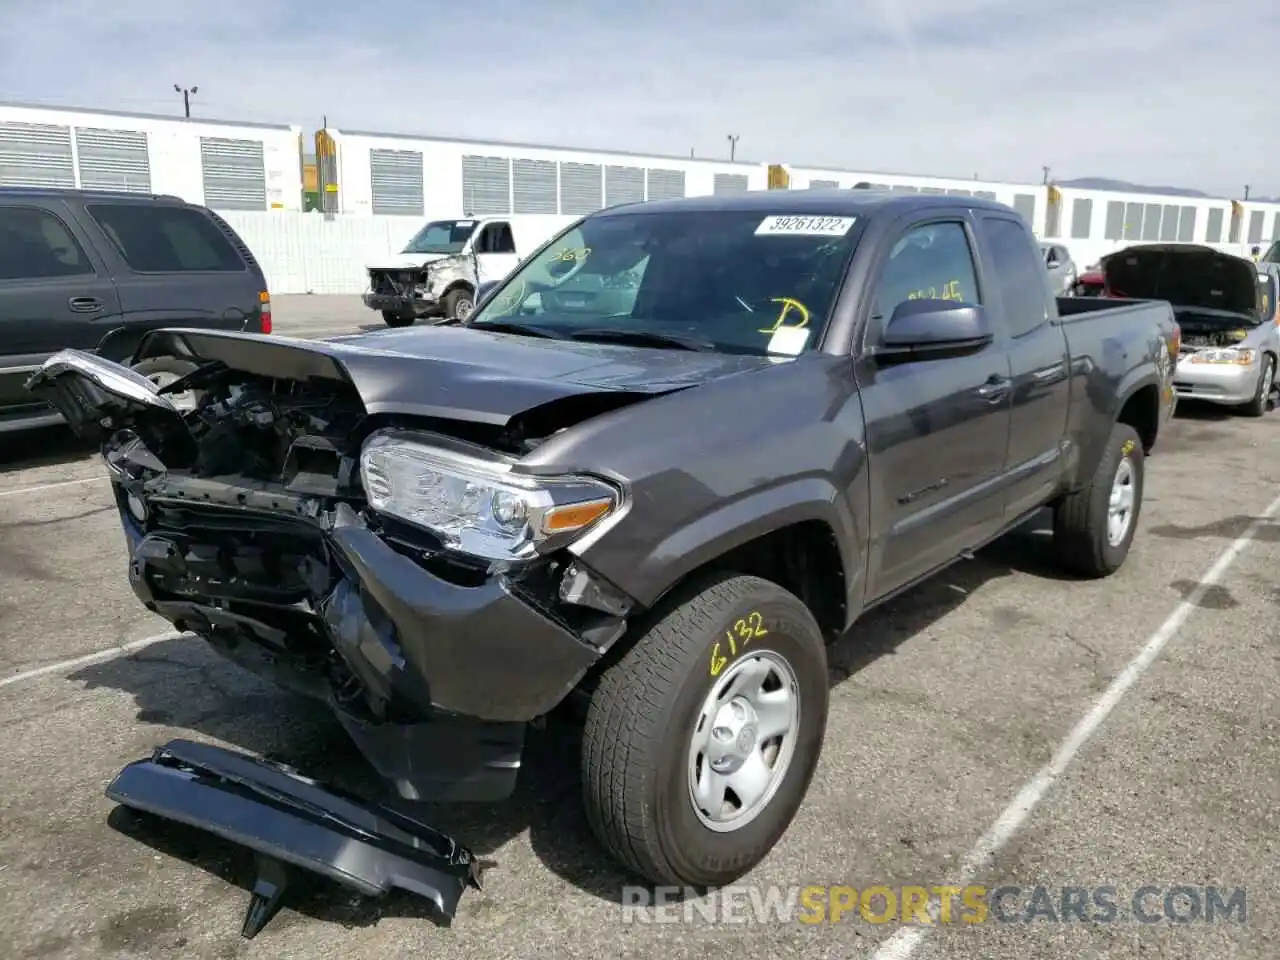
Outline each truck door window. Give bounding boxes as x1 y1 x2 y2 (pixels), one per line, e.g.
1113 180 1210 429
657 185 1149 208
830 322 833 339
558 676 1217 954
85 203 245 273
0 206 93 281
978 217 1051 338
476 223 516 254
872 222 980 323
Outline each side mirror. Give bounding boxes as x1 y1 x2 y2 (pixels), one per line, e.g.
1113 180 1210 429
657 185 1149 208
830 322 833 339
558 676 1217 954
875 299 993 362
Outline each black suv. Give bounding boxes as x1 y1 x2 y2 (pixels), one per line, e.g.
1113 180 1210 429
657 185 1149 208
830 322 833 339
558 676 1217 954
0 188 271 436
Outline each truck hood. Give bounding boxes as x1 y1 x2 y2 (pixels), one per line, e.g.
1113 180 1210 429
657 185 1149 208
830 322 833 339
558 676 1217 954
1101 244 1262 321
366 252 458 271
30 327 778 436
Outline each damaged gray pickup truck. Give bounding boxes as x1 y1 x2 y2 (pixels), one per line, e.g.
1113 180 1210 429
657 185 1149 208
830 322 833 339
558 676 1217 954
29 190 1179 915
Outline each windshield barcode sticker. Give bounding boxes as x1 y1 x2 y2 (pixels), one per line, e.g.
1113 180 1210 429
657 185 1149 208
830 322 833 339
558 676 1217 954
756 215 856 237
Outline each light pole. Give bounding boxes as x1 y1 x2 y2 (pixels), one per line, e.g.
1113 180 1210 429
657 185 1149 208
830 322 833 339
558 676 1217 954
727 134 740 161
174 84 198 118
1244 185 1251 201
1042 165 1051 185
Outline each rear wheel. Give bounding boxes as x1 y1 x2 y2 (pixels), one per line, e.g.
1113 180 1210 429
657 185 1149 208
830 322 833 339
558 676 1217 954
1052 421 1144 577
130 356 201 412
581 572 829 887
1240 355 1274 418
381 310 415 328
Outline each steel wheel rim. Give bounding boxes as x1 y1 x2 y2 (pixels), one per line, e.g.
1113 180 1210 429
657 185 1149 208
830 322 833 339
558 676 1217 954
455 298 474 320
1262 360 1274 400
687 648 801 833
1107 456 1136 546
145 370 197 412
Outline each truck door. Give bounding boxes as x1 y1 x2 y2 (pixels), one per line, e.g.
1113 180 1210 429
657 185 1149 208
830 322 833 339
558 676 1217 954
975 214 1072 520
472 221 520 285
858 217 1014 598
0 200 123 424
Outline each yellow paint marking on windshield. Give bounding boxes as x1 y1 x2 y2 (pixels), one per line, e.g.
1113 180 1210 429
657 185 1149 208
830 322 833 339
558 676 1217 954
907 279 964 302
758 297 811 334
490 280 527 314
549 246 592 263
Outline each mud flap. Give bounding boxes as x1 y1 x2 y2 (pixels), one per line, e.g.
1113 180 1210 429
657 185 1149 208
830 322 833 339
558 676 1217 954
105 739 483 939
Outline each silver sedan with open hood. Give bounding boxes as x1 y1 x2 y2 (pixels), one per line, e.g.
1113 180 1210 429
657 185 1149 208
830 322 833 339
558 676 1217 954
1102 244 1280 416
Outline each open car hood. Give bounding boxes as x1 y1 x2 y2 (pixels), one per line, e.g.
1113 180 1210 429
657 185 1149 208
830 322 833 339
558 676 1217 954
1101 244 1263 321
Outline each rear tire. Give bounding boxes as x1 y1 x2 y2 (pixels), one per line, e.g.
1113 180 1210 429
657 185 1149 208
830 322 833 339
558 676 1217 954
581 572 829 888
381 310 415 328
1240 355 1274 418
1052 421 1144 578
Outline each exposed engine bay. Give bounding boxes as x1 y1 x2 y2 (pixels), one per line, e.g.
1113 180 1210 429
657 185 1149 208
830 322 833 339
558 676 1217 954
110 361 631 725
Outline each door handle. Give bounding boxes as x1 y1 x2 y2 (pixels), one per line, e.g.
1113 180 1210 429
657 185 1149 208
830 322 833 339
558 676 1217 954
976 376 1011 402
68 297 103 313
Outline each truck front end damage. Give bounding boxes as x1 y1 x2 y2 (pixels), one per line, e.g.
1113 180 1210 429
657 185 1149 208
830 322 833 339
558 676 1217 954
363 255 474 320
28 342 639 805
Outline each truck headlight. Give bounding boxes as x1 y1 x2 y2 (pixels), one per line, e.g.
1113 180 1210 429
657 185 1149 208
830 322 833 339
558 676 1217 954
360 430 619 561
1187 348 1255 365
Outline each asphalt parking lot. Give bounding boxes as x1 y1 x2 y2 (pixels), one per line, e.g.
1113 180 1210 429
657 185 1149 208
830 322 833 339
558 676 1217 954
1 294 1278 960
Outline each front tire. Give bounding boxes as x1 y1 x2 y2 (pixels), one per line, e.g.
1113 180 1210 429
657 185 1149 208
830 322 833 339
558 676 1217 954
443 288 474 320
1052 421 1144 577
581 573 829 888
1240 354 1274 418
381 310 415 328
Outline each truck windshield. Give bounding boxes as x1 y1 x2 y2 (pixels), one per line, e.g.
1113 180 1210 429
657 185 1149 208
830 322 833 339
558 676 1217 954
401 220 477 255
467 210 862 357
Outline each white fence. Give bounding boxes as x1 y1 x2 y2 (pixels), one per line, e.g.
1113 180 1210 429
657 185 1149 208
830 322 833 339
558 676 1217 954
219 212 426 294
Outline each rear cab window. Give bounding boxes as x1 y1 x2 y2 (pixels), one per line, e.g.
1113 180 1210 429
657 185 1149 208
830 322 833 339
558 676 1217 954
0 205 95 281
979 217 1052 337
85 202 246 273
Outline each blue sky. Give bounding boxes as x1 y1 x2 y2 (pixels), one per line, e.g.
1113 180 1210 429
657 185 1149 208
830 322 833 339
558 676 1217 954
1 0 1276 197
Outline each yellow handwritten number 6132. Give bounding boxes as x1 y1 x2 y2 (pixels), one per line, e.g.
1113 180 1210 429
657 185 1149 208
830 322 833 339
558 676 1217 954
709 611 770 676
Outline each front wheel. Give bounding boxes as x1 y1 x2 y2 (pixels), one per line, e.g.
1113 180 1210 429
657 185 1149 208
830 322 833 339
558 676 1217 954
443 288 474 320
581 573 829 888
1052 421 1145 577
381 310 415 328
1240 355 1275 418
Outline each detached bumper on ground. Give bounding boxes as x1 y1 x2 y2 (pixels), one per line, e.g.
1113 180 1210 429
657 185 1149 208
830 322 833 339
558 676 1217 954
119 483 606 803
106 738 483 939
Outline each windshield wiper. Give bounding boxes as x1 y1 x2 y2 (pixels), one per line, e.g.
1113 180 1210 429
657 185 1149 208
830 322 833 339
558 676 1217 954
567 328 716 352
466 320 568 340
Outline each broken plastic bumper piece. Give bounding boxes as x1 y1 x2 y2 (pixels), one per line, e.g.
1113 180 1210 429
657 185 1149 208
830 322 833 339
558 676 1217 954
105 738 482 939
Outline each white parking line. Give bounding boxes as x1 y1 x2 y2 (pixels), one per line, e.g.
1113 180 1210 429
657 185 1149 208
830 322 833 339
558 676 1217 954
0 476 103 499
871 490 1280 960
0 631 186 689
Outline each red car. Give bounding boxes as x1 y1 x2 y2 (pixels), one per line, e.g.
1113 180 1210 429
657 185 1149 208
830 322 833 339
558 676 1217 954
1071 267 1106 297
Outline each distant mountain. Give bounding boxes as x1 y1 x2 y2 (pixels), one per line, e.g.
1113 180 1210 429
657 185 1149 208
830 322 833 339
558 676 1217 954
1058 177 1279 203
1058 177 1210 198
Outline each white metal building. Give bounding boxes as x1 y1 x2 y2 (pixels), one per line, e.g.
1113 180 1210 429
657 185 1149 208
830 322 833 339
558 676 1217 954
0 101 305 210
3 101 1279 293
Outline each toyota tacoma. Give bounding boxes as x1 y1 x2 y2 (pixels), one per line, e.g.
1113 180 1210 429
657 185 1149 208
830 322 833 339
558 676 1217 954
29 190 1178 893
